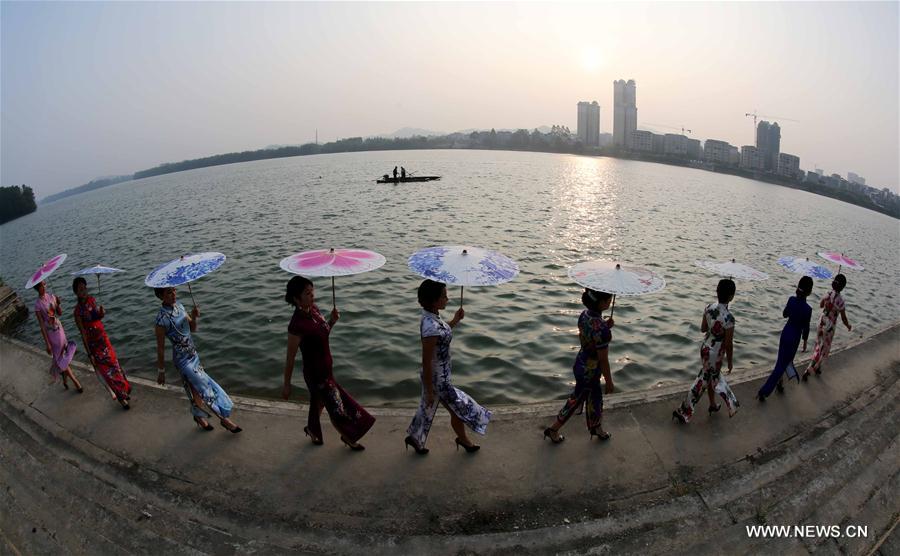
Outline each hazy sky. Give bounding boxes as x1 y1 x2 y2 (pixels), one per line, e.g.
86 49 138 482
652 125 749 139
2 1 898 197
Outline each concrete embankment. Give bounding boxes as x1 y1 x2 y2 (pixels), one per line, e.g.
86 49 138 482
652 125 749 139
1 326 898 555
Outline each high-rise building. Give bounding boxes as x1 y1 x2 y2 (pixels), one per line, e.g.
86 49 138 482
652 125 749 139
848 172 866 185
613 79 637 149
740 145 766 170
777 153 800 178
576 101 601 147
756 121 781 171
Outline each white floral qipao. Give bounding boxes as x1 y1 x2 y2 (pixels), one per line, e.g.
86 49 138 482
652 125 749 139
406 310 493 446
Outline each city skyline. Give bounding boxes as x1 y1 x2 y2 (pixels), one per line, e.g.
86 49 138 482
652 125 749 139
2 2 898 197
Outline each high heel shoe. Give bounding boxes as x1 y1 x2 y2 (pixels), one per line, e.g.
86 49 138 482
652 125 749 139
193 416 214 431
672 410 687 424
776 381 785 394
340 436 365 451
404 435 429 455
304 426 323 445
220 420 242 434
455 438 480 453
708 404 722 414
589 427 611 441
543 427 565 444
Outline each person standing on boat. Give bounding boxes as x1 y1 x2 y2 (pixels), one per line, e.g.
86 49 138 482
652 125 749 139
400 167 407 178
393 166 398 179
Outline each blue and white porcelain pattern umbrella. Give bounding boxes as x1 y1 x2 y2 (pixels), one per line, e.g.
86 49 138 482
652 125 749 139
777 256 833 281
407 245 519 306
568 259 666 316
694 259 769 282
144 252 226 305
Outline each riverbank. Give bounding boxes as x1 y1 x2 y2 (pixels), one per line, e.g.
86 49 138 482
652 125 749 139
1 324 898 554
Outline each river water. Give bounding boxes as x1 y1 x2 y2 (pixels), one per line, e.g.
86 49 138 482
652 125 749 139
2 149 897 405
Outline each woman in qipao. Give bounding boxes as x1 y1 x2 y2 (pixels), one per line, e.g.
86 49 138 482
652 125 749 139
282 276 375 450
33 280 82 392
673 279 739 423
73 277 131 409
543 288 615 443
405 279 493 455
758 276 813 401
803 274 852 380
154 287 241 433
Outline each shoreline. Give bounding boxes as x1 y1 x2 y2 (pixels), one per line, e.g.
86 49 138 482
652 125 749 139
1 323 898 553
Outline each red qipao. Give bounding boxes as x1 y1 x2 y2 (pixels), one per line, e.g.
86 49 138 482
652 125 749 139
288 305 375 443
74 296 131 401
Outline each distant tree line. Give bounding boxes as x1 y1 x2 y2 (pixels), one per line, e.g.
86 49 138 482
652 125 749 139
0 185 37 224
38 125 898 220
41 175 133 204
131 127 582 179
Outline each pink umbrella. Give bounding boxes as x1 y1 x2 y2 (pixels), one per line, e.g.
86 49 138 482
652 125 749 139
25 253 68 289
279 248 386 308
818 251 864 273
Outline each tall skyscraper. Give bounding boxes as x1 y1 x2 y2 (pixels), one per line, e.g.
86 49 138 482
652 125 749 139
756 121 781 171
577 101 601 147
613 79 637 149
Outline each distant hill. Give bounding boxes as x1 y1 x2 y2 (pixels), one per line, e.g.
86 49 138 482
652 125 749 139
372 127 444 139
41 175 132 204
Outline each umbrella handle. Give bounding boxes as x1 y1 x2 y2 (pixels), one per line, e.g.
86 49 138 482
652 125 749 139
332 276 336 310
96 274 102 307
610 294 616 318
187 282 198 308
460 286 464 309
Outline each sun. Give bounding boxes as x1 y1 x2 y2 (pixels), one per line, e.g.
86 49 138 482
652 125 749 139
580 47 602 73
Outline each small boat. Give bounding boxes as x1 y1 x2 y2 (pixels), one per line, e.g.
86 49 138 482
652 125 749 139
375 175 441 184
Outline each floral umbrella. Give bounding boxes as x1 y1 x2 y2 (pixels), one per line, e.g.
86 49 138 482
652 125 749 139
279 248 386 308
71 265 124 305
567 259 666 316
144 252 226 306
818 251 864 273
25 253 67 290
407 245 519 306
694 259 769 281
777 256 833 281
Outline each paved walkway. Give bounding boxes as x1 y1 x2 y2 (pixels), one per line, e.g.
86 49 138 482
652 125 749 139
1 325 898 555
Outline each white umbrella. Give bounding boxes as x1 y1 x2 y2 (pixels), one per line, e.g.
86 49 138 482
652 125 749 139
694 259 769 281
407 245 519 306
279 248 386 308
71 265 124 305
568 260 666 316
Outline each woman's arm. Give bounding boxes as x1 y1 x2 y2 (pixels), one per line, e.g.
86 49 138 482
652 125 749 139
700 311 708 333
187 306 199 333
448 307 465 328
73 311 93 368
283 333 301 399
724 327 734 372
600 348 614 394
783 298 793 319
36 313 51 355
421 337 437 405
155 325 167 384
328 307 339 328
840 309 851 331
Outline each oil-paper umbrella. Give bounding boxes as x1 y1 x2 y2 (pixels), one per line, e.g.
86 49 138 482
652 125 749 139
407 245 519 306
71 265 123 305
279 248 386 308
144 252 226 306
694 259 769 282
818 251 864 273
568 260 666 316
25 253 67 290
777 256 833 281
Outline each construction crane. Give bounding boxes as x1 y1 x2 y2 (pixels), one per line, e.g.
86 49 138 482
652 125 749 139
745 110 799 141
644 123 692 135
